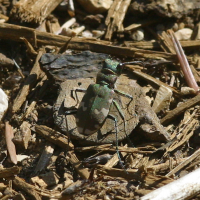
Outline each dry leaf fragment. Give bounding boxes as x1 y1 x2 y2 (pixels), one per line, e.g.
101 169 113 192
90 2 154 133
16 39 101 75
5 122 17 164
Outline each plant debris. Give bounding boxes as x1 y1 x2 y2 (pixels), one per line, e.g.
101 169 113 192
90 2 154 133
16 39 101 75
1 0 200 199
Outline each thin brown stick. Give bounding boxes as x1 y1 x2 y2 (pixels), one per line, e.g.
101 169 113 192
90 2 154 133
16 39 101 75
35 125 74 150
166 148 200 177
13 176 41 200
161 94 200 125
0 23 175 60
12 49 45 113
0 166 20 178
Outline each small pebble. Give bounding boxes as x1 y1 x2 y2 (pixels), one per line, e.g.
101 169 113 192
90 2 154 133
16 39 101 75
181 87 196 95
172 23 179 32
92 30 105 38
82 30 93 38
130 28 144 41
178 22 185 30
174 28 193 40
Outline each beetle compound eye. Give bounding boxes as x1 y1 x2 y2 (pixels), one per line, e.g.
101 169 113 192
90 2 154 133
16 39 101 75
116 63 123 74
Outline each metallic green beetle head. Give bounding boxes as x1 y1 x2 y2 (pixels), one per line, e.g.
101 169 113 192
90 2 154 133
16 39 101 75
103 59 122 75
96 59 123 88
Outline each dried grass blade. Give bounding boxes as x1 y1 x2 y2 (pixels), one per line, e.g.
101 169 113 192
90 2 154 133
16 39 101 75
168 30 199 93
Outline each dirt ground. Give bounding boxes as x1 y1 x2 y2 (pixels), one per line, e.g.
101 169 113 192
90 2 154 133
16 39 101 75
1 0 200 199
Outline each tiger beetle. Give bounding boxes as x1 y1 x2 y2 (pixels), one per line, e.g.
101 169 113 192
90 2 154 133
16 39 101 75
66 59 143 168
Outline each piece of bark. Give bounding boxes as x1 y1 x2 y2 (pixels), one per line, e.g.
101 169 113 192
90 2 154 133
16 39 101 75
161 94 200 125
164 119 198 155
152 85 172 113
12 50 45 113
141 167 200 200
125 40 200 50
96 165 172 187
13 193 26 200
104 145 128 168
0 182 6 191
124 40 160 49
31 171 59 188
0 52 14 67
0 166 20 178
126 66 180 95
13 121 31 149
166 148 200 177
10 0 63 24
34 125 74 150
158 31 176 54
66 151 90 179
124 19 160 32
129 0 199 19
105 0 131 40
40 51 109 83
20 37 37 56
147 158 186 174
1 195 11 200
13 177 41 200
0 23 175 60
61 180 87 196
33 143 55 175
22 101 37 121
5 121 17 164
76 145 154 154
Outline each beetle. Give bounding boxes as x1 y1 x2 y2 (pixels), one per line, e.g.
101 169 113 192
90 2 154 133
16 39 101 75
69 59 143 149
75 59 131 135
65 59 140 167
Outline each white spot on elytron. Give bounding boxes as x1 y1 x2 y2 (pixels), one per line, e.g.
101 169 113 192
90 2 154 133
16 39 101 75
108 98 113 103
102 108 109 116
79 101 87 111
94 109 100 114
94 108 109 116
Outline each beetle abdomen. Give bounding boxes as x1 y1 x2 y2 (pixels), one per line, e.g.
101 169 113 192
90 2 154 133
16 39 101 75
76 84 114 136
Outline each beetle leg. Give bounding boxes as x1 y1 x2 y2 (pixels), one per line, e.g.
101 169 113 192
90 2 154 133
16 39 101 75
114 89 133 109
112 100 134 147
65 109 78 144
107 114 125 169
71 88 87 106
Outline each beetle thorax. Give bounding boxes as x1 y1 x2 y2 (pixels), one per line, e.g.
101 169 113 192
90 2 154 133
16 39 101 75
96 68 118 88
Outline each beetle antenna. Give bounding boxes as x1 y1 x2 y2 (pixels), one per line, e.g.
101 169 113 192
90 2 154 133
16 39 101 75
120 61 144 66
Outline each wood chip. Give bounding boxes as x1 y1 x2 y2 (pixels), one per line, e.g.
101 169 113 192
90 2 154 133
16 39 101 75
0 166 20 178
35 125 74 150
141 167 200 200
161 94 200 125
12 50 45 113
